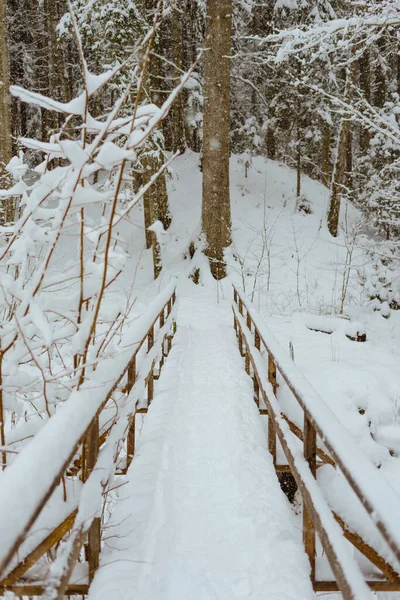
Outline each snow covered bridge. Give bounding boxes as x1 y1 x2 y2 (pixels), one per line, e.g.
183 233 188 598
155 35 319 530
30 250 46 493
0 284 400 599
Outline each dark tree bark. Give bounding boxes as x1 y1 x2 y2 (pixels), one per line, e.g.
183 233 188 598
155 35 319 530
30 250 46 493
327 62 355 237
140 0 172 279
321 123 331 187
0 0 13 221
327 118 350 237
170 5 186 154
359 49 371 152
202 0 232 280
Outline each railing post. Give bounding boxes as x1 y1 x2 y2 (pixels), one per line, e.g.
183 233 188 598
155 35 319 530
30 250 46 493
238 328 244 357
245 311 252 375
147 326 155 405
268 355 277 465
233 288 238 304
239 298 243 316
84 416 100 583
159 309 165 371
148 325 154 352
148 370 154 405
167 321 176 354
126 356 136 470
126 413 136 469
253 329 261 406
304 414 317 585
254 329 260 351
246 311 252 332
245 346 250 375
127 356 136 394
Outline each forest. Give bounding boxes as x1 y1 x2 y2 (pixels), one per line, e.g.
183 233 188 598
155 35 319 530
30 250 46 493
1 1 400 599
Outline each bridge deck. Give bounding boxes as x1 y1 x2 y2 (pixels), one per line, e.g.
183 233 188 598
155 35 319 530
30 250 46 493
89 285 314 600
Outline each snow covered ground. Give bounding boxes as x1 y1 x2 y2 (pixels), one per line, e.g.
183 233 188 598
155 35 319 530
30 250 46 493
89 283 314 600
140 151 400 598
160 152 400 502
4 150 400 597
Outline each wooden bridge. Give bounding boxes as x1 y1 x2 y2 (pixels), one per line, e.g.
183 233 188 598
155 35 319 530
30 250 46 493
0 283 400 599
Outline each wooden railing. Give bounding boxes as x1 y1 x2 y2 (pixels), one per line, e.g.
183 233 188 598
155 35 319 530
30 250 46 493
233 285 400 598
0 284 177 597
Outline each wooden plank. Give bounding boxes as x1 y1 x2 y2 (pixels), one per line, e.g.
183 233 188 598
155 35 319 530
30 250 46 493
245 349 250 375
246 312 252 332
148 325 154 352
268 354 277 394
260 411 334 467
126 413 136 470
127 355 136 393
254 329 261 351
268 356 277 465
303 414 317 584
0 510 78 587
84 416 100 583
315 581 400 592
283 415 335 467
275 464 292 473
1 583 89 596
334 513 400 584
148 371 154 405
253 377 260 407
268 418 276 465
159 306 165 328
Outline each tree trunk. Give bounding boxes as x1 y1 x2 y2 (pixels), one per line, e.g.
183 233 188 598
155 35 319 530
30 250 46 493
141 0 172 279
359 49 371 152
0 0 12 172
327 64 354 237
374 38 386 109
321 122 331 187
0 0 13 222
327 119 349 237
296 132 301 199
142 153 171 279
266 117 276 160
202 0 232 280
171 6 186 154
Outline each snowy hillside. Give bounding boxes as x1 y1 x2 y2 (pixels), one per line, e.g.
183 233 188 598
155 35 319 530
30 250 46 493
159 152 400 496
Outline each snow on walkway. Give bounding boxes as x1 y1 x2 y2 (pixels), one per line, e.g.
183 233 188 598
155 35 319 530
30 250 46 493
89 284 314 600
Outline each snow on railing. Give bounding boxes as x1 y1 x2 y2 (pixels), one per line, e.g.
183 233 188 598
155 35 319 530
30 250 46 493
0 283 177 595
232 285 400 598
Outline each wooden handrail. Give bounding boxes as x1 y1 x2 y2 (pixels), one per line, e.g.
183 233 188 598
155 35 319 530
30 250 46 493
232 285 400 598
0 284 177 589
